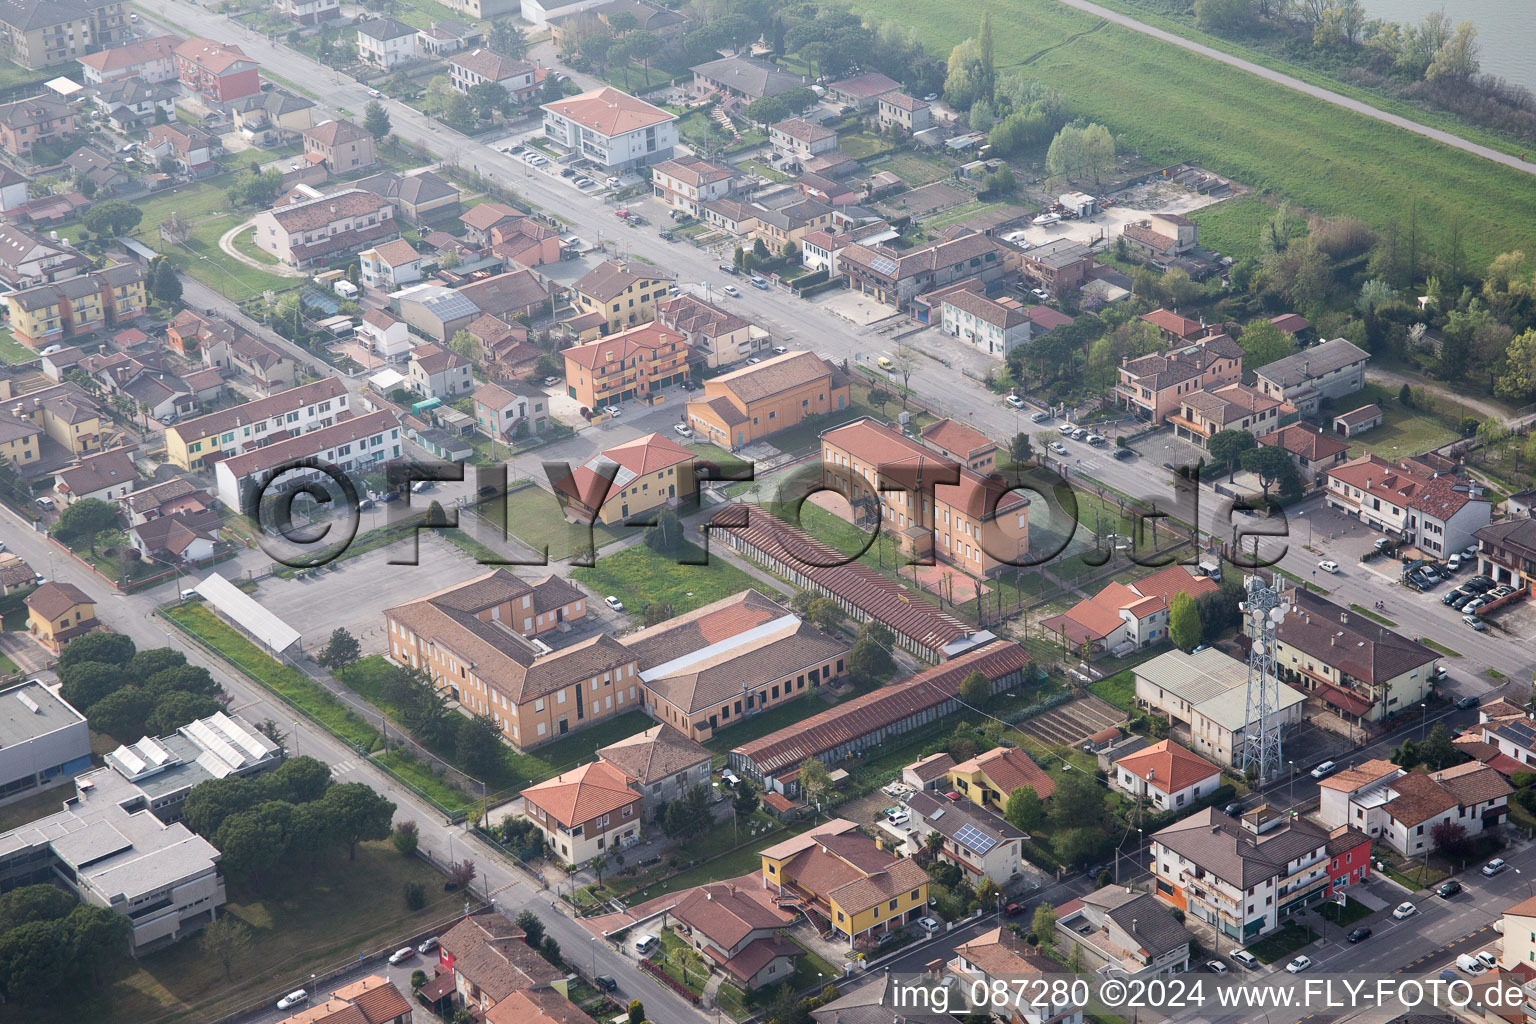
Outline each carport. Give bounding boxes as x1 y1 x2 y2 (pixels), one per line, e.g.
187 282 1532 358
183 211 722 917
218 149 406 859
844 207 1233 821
192 572 302 654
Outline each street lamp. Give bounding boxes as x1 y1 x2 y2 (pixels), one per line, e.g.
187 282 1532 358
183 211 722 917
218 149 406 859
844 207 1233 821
1421 702 1428 741
1288 760 1296 803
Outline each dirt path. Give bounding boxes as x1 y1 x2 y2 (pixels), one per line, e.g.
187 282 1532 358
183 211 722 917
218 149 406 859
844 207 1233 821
1363 367 1520 426
1055 0 1536 178
219 219 304 278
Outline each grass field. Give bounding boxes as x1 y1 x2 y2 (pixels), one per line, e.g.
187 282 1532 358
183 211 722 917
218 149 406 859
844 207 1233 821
45 842 457 1024
869 151 956 186
1088 669 1135 712
1343 383 1459 459
488 485 625 560
845 0 1536 265
572 539 771 617
231 229 283 266
0 328 35 364
1189 196 1275 264
0 785 73 834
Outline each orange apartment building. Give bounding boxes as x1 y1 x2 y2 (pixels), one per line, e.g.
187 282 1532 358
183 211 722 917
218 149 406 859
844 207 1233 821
561 322 689 411
549 431 696 527
520 760 642 864
821 418 1029 578
686 350 851 450
1115 333 1244 424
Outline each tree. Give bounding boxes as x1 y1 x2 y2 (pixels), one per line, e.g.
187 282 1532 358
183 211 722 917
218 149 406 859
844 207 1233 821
977 10 995 98
744 95 790 125
317 627 361 670
489 19 526 56
455 714 505 779
59 630 135 670
1497 329 1536 401
393 820 420 857
59 661 123 713
1195 0 1254 32
891 342 918 408
1420 722 1466 771
643 509 684 554
798 756 833 808
321 783 396 859
89 687 153 740
149 258 182 305
82 199 142 237
215 802 294 883
1426 20 1479 81
1240 445 1297 499
643 602 674 626
968 99 994 133
1005 786 1043 831
1048 769 1102 832
53 497 120 550
540 934 562 965
848 624 894 683
447 859 477 889
1430 820 1473 858
1032 903 1057 952
447 329 478 360
128 647 186 682
146 690 223 735
403 881 427 909
517 910 547 948
1067 940 1085 973
64 903 130 983
1207 429 1256 482
958 670 992 709
627 1000 645 1024
268 756 334 804
1168 592 1202 652
199 916 253 980
1237 318 1294 369
363 100 391 138
1010 432 1032 466
805 597 844 634
468 80 510 120
0 886 75 934
1046 123 1115 185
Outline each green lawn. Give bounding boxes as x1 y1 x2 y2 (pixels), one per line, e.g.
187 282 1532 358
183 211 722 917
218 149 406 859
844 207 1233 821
485 485 624 561
1244 922 1317 964
704 693 828 756
837 132 895 160
869 151 956 186
1190 196 1274 264
919 201 1003 232
655 930 710 995
231 229 282 266
1349 603 1397 627
573 539 771 617
844 0 1536 266
41 842 458 1024
0 57 50 89
0 784 73 834
1343 383 1460 459
0 328 35 364
1417 636 1462 658
1088 669 1135 712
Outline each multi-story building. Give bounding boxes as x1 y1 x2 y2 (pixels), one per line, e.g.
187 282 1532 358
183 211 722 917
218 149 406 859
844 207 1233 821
0 94 73 158
768 118 837 161
0 406 42 466
1252 337 1369 416
821 417 1029 578
549 430 696 527
1121 213 1199 261
1476 517 1536 593
900 790 1026 883
302 118 376 173
1109 739 1221 813
54 444 138 505
918 418 998 473
0 712 279 953
486 217 562 269
25 582 99 651
433 913 563 1014
655 293 770 369
947 745 1057 811
1324 454 1491 554
471 380 547 440
671 882 800 990
1151 807 1370 943
596 724 711 821
570 260 672 334
1317 758 1511 855
1134 646 1307 768
687 351 849 449
0 224 88 288
840 231 1009 312
621 589 849 742
760 819 929 945
520 759 641 864
1056 887 1194 979
230 88 316 145
4 263 145 346
357 308 411 362
351 169 460 226
416 19 481 57
750 193 835 254
0 0 129 70
250 188 397 267
691 54 806 104
173 37 259 106
1172 382 1287 448
541 86 677 172
1257 421 1350 486
358 238 422 291
8 381 108 455
0 680 90 800
448 48 537 99
274 0 339 24
355 17 417 67
143 122 219 176
406 342 471 398
949 928 1082 1024
650 155 734 217
562 321 689 409
1502 895 1536 971
165 377 349 471
78 33 181 84
1115 333 1245 423
877 92 931 133
930 280 1034 359
214 408 400 509
1016 238 1093 294
89 77 179 132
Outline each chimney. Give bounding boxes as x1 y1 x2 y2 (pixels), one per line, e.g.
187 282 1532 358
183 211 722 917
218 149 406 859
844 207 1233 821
1132 918 1138 934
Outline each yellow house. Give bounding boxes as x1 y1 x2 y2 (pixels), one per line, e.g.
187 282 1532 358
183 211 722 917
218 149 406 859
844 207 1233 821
759 819 930 945
25 582 101 653
946 746 1058 812
11 383 108 456
549 431 696 527
570 260 674 334
3 265 145 347
0 410 43 466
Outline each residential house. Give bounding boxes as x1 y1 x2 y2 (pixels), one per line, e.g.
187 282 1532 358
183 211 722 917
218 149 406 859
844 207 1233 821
275 0 339 24
1171 382 1286 448
406 343 471 398
0 407 42 466
949 928 1082 1024
1476 517 1536 593
562 322 688 409
700 199 760 237
1258 422 1350 486
88 77 178 132
1120 213 1199 261
1151 807 1370 942
355 18 418 68
540 86 677 171
1016 238 1093 294
352 169 460 225
670 883 800 990
759 819 929 944
798 220 897 275
172 38 259 106
1140 308 1212 345
898 790 1026 883
213 409 400 509
1333 403 1383 438
796 171 858 207
462 314 540 380
303 118 376 173
621 589 849 742
393 283 482 342
877 92 931 133
840 231 1009 312
416 18 480 56
128 508 221 564
902 752 955 792
655 292 770 369
1114 333 1245 424
199 329 297 393
471 380 547 440
1055 887 1194 978
79 34 181 84
550 430 695 526
521 759 641 864
1110 739 1221 812
549 0 683 46
358 238 423 291
6 381 109 455
821 417 1030 578
596 724 711 821
272 976 413 1024
650 155 734 216
1317 758 1510 856
230 89 316 145
144 122 218 176
1270 312 1311 341
487 217 562 269
826 71 899 108
730 642 1032 793
4 263 147 346
947 745 1057 814
0 95 74 158
691 55 806 104
120 477 212 526
687 350 849 449
1324 454 1491 555
1500 895 1536 970
0 0 130 70
53 445 137 504
458 201 524 245
1262 585 1440 727
1133 647 1306 769
750 193 836 254
0 224 89 288
357 308 411 362
481 987 595 1024
449 48 537 100
930 280 1034 359
250 188 397 267
433 913 563 1014
769 118 837 162
26 582 100 652
456 269 552 322
918 418 998 472
164 376 349 471
1252 337 1369 415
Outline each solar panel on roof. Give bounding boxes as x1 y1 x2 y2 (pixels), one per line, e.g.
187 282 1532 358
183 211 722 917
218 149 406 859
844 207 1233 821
954 822 996 855
868 256 899 276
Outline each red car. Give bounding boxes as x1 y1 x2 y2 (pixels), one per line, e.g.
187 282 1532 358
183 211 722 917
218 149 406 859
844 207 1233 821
1005 903 1025 916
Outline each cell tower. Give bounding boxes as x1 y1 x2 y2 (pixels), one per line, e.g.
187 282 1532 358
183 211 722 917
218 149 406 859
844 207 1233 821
1239 573 1287 782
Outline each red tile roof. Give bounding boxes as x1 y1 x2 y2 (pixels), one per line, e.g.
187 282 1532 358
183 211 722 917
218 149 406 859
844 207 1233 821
521 759 638 827
1113 740 1219 793
1141 308 1206 339
542 87 675 137
952 746 1056 800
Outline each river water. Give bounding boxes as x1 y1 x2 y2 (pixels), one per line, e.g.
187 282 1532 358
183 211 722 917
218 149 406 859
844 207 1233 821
1358 0 1536 92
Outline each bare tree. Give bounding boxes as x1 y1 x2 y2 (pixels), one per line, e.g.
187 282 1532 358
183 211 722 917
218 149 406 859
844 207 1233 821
891 342 918 410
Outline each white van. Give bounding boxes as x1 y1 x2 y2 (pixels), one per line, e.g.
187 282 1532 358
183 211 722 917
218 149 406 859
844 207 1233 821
1457 954 1487 975
179 589 199 601
634 934 658 957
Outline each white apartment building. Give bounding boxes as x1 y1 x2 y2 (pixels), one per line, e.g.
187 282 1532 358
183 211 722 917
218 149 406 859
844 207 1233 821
541 86 677 171
1317 759 1511 856
168 378 350 467
448 48 537 98
249 188 398 268
650 156 734 216
213 409 400 509
355 17 418 67
936 285 1033 359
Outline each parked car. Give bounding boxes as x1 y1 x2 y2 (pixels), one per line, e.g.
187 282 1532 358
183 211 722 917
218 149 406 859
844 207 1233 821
1030 410 1048 422
595 975 618 992
1465 576 1496 592
1447 554 1463 571
718 264 739 275
887 809 910 826
1438 880 1463 898
1465 614 1488 631
1031 288 1050 301
602 405 621 417
1393 901 1417 919
1071 428 1088 441
418 937 439 953
746 357 762 365
772 346 789 354
722 284 741 297
1206 960 1228 974
1087 434 1107 446
604 595 625 612
1113 448 1135 460
1458 953 1487 975
543 376 560 386
1457 695 1481 710
916 916 941 935
1004 902 1025 916
673 424 694 437
1058 423 1075 435
751 277 770 290
1286 955 1312 974
1346 927 1372 943
1049 442 1068 456
1005 395 1026 409
1318 560 1339 573
1442 587 1468 605
634 934 658 957
388 947 414 965
277 991 308 1010
1477 951 1500 970
35 496 54 511
1310 760 1337 779
1451 592 1476 610
1483 858 1508 876
876 356 895 371
1229 949 1259 969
